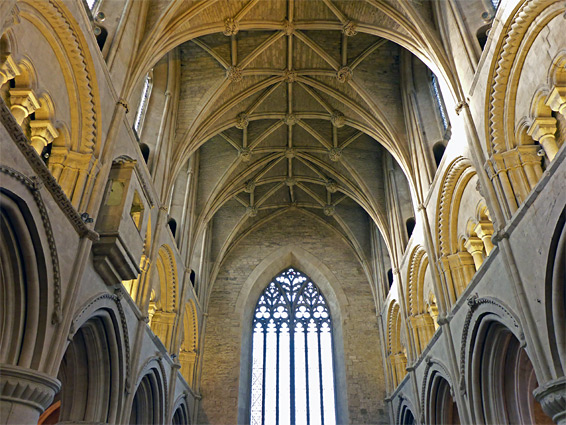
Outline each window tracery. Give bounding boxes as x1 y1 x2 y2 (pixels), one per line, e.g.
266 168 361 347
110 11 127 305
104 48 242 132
250 268 336 425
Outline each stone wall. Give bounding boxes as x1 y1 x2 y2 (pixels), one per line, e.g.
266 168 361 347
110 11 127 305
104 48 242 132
199 210 388 424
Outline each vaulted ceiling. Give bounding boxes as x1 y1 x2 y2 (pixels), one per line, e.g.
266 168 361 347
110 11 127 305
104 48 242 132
131 0 450 288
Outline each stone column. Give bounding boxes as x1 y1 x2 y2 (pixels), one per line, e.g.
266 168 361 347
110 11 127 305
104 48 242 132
8 89 39 125
29 120 58 154
179 350 197 386
389 353 407 388
528 117 558 161
464 236 485 270
151 310 177 350
0 365 60 425
474 220 495 255
533 377 566 425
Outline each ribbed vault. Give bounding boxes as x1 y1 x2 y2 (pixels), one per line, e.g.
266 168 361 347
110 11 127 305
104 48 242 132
129 0 447 297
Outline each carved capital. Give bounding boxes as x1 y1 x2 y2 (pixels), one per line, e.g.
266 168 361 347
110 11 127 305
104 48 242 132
325 179 338 193
226 66 243 83
9 88 40 125
223 18 239 36
29 120 59 154
342 20 358 36
0 365 61 414
239 147 252 162
533 377 566 425
236 112 249 129
528 117 558 160
336 66 353 83
284 113 297 126
0 53 20 86
323 204 335 216
545 86 566 116
328 147 342 162
330 110 345 128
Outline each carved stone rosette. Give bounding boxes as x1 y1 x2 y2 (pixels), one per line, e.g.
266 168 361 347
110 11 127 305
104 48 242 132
0 365 61 423
533 377 566 425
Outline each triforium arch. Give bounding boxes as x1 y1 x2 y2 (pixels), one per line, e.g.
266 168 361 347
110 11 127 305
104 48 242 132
462 296 553 424
1 0 102 210
56 296 128 424
386 300 407 390
545 206 566 375
436 157 495 306
485 0 565 216
0 185 54 369
405 245 437 357
150 244 179 351
236 245 349 425
422 360 461 425
129 360 167 425
171 394 190 425
396 397 417 425
179 300 199 387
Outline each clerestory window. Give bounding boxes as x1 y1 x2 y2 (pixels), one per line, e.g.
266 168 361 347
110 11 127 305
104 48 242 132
431 74 449 131
250 268 336 425
133 72 153 138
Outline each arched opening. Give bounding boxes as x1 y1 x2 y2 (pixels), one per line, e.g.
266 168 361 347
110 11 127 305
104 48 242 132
427 374 460 424
0 190 49 368
399 404 415 425
168 218 177 238
57 311 124 424
94 25 108 50
129 367 165 425
473 321 553 424
37 400 60 424
387 269 394 288
249 267 337 424
546 207 566 372
172 401 189 425
433 142 446 168
405 217 416 239
140 143 150 163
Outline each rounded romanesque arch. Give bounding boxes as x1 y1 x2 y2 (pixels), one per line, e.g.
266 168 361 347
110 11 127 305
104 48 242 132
436 157 495 306
129 362 166 425
179 300 198 387
171 395 190 425
1 0 102 210
464 304 552 424
405 245 436 357
421 359 460 425
150 244 179 351
0 188 53 369
387 301 407 389
57 303 127 424
545 206 566 374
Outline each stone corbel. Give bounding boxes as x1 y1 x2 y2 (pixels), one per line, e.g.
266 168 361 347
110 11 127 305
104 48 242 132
9 88 40 125
545 86 566 117
528 117 558 161
0 53 20 87
29 120 58 154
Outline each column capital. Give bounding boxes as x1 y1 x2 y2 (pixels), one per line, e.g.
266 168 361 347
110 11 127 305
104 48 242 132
0 53 20 86
29 120 58 154
9 88 40 125
533 377 566 425
0 365 60 417
528 117 558 160
546 86 566 116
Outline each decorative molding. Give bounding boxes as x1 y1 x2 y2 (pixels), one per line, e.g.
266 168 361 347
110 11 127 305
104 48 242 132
533 377 566 424
70 291 132 390
0 165 63 324
0 365 61 413
458 295 524 395
488 0 559 153
0 99 99 242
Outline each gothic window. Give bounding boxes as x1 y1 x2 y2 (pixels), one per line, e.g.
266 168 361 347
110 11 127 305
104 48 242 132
431 74 449 131
85 0 99 11
133 72 153 138
250 268 336 425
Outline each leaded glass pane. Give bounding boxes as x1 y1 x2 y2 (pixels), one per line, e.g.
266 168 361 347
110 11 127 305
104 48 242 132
251 268 336 425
